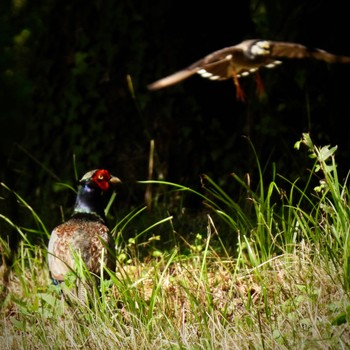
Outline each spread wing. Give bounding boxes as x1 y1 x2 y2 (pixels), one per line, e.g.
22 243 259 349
146 52 236 91
269 41 350 63
147 68 198 90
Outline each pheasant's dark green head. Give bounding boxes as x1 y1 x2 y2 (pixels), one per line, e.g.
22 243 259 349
73 169 121 220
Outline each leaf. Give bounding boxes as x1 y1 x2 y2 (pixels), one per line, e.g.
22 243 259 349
331 305 350 325
318 145 338 162
302 133 314 149
331 312 347 325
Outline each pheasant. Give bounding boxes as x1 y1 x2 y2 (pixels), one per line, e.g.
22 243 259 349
147 39 350 101
48 169 121 302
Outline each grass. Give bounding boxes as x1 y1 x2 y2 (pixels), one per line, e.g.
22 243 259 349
1 132 350 349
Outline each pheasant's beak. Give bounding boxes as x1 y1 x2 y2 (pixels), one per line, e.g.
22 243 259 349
110 175 122 185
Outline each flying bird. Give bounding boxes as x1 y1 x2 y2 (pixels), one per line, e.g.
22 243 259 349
147 39 350 101
48 169 121 302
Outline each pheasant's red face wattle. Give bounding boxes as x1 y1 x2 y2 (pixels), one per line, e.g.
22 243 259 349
92 169 112 192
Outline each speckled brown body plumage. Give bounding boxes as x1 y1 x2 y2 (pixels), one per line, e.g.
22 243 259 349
48 214 113 282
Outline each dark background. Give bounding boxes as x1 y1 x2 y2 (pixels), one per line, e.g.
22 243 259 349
1 0 350 248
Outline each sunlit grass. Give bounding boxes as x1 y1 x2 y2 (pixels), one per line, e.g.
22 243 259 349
1 133 350 349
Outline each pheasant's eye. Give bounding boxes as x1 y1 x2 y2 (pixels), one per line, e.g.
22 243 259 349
91 170 112 191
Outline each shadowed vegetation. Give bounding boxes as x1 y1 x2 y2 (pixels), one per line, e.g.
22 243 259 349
1 1 350 348
1 133 350 349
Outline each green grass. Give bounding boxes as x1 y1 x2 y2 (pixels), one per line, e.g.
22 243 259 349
1 133 350 349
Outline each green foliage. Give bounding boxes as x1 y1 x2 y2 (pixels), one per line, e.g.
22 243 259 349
1 134 350 348
1 1 350 255
296 133 350 290
2 0 350 347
